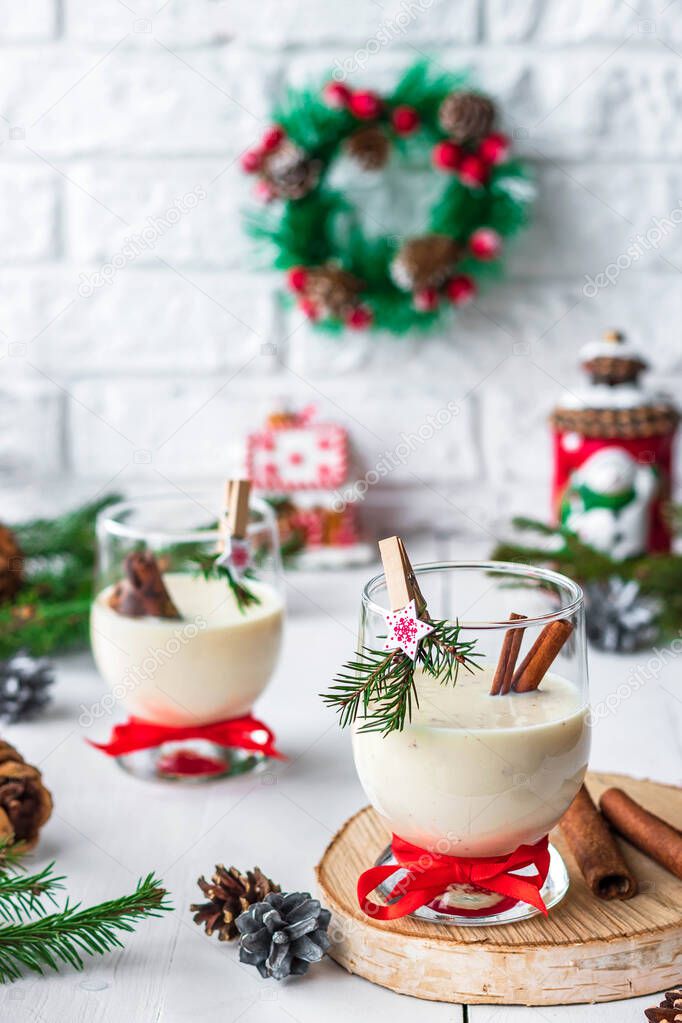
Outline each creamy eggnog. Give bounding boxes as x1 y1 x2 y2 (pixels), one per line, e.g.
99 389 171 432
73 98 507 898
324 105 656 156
352 665 589 858
91 572 284 727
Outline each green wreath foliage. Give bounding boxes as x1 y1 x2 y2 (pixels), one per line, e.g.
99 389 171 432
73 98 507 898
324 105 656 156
242 61 533 337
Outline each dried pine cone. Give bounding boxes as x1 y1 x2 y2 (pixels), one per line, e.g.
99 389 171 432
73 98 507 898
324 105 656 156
262 140 321 200
0 651 55 722
439 91 495 144
304 264 363 319
345 125 390 171
645 985 682 1019
390 234 462 292
0 741 53 848
237 891 331 980
191 864 281 941
0 525 24 605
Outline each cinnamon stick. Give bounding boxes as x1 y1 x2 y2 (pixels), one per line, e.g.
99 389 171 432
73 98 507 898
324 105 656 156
560 785 637 900
108 551 181 619
490 613 526 695
512 618 573 693
600 787 682 881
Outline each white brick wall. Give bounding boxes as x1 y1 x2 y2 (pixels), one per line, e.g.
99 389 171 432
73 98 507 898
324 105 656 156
1 0 681 534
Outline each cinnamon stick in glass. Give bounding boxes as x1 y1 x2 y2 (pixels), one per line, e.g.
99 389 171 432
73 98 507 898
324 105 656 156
108 551 181 619
560 785 637 899
512 618 573 693
600 787 682 881
490 613 526 695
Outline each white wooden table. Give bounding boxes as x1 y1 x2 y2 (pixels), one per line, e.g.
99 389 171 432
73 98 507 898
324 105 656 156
1 542 679 1022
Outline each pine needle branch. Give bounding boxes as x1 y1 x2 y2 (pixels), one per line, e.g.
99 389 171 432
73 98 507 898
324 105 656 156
189 552 261 615
322 618 480 736
0 864 64 923
0 873 171 983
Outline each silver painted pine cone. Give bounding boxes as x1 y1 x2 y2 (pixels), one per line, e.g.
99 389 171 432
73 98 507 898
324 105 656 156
236 891 331 980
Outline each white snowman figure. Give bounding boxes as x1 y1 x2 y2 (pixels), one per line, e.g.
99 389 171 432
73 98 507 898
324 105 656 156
560 447 658 560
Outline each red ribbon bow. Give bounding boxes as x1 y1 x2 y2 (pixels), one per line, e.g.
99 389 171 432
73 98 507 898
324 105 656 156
88 713 285 760
358 833 551 920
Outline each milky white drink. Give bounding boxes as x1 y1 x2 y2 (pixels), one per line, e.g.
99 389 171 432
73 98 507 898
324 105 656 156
353 665 589 858
91 573 284 726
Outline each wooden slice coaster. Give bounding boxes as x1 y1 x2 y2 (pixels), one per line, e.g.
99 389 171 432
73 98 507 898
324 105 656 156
315 772 682 1006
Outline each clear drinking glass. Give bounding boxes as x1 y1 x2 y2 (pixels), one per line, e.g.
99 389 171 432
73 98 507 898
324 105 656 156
90 492 284 781
352 560 590 926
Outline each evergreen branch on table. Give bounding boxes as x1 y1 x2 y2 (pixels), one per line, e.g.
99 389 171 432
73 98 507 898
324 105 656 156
322 618 481 736
189 553 262 615
0 863 63 923
491 514 682 639
0 872 171 983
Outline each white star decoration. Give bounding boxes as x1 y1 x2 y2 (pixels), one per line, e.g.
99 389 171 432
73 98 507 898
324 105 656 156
382 599 434 661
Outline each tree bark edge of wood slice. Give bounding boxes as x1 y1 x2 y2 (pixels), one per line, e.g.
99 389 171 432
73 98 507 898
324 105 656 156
315 772 682 1006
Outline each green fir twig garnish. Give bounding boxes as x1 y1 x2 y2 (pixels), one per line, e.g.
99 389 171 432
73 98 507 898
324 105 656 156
322 618 481 736
190 552 261 615
0 870 171 983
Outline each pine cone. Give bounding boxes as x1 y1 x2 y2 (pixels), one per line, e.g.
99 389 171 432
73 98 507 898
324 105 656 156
0 525 24 605
645 985 682 1019
191 865 281 941
345 126 390 171
108 551 181 619
390 235 462 292
0 742 52 848
237 891 331 980
438 91 495 144
261 140 321 200
303 264 363 319
0 651 55 723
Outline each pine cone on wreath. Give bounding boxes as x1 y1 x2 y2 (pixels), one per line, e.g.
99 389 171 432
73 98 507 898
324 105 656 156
191 865 281 942
261 140 321 200
390 235 462 292
0 525 24 604
345 125 390 171
303 264 363 319
0 741 53 848
236 891 331 980
0 651 55 723
438 91 496 145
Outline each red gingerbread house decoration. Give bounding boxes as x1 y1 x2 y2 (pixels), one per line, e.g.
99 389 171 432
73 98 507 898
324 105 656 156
246 406 371 563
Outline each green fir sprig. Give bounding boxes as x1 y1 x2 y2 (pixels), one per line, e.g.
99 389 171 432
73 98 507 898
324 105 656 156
1 495 121 658
492 514 682 639
0 870 171 983
190 552 262 615
322 618 480 736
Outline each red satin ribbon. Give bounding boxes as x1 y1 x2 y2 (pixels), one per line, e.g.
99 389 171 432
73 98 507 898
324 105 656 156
358 833 551 920
88 713 285 760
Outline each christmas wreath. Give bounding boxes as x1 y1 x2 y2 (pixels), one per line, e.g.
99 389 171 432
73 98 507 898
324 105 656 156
242 61 533 336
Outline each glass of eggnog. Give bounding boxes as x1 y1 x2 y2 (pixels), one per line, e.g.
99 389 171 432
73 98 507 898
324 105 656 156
352 560 590 926
90 492 284 781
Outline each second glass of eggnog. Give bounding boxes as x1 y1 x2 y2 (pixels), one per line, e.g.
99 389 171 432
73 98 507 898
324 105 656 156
352 561 590 925
90 493 284 781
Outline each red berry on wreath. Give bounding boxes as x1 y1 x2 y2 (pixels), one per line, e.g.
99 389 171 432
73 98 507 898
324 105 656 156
445 275 476 305
413 287 439 312
392 106 419 136
349 90 382 120
254 179 276 203
298 297 319 320
323 81 351 108
287 266 308 293
432 140 462 172
469 227 502 260
345 305 373 329
240 149 262 174
261 125 285 153
478 132 510 165
459 154 489 188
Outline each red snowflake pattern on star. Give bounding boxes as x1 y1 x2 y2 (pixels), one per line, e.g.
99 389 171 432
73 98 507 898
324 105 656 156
382 599 434 660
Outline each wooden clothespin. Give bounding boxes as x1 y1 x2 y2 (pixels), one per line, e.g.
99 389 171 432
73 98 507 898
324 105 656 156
220 479 251 551
378 536 425 612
